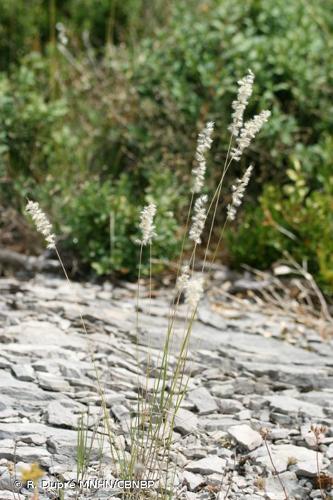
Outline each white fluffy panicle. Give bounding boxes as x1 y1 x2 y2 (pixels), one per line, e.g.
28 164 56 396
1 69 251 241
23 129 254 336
227 165 253 221
176 264 190 292
191 121 214 194
137 202 157 246
25 200 56 249
229 69 254 137
185 275 204 311
230 110 271 161
189 194 207 245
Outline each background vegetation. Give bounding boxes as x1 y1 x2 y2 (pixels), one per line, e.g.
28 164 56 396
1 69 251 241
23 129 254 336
0 0 332 292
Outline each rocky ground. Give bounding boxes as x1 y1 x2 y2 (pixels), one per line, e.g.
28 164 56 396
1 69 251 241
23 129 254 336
0 272 332 499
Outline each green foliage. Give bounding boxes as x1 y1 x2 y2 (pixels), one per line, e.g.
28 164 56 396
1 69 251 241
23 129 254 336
0 0 46 70
228 157 333 293
61 174 180 277
0 0 332 288
0 55 70 204
0 0 170 68
129 0 333 177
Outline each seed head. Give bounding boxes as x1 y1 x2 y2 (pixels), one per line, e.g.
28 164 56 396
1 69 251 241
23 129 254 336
189 194 207 245
25 200 56 249
191 121 214 194
185 275 204 311
227 165 253 221
229 69 255 137
231 110 271 161
176 264 190 292
137 203 157 246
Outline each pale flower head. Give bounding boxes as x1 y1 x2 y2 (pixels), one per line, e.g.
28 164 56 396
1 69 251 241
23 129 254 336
25 200 56 249
227 165 253 221
231 110 271 161
229 69 255 137
189 194 208 245
191 121 214 194
185 275 204 311
137 202 157 246
176 264 190 292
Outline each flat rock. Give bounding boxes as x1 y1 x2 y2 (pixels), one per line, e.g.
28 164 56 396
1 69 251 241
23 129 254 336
174 408 198 435
200 417 239 432
327 443 333 459
11 364 35 382
218 398 244 414
264 471 299 500
185 455 226 475
0 446 51 467
187 387 218 415
1 274 332 499
46 401 78 428
182 470 204 491
228 424 262 451
266 395 324 418
257 444 323 477
38 373 72 392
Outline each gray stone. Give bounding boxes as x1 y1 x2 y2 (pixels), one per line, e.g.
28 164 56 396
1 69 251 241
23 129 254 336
237 409 251 420
218 398 244 414
267 395 324 418
185 455 226 475
327 443 333 459
264 471 299 500
182 470 204 491
0 489 25 500
228 424 262 451
0 446 51 468
187 387 218 415
210 383 234 398
174 408 198 435
257 444 323 477
269 428 291 440
11 364 35 382
200 417 239 432
0 470 18 492
0 272 332 498
38 373 71 392
46 401 78 428
110 404 130 421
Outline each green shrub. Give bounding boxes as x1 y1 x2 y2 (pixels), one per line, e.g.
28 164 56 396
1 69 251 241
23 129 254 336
1 0 333 289
0 0 46 70
0 0 170 70
60 173 180 277
0 54 71 205
228 157 333 293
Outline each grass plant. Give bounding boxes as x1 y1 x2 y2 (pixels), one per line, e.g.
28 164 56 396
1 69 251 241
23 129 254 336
25 70 270 498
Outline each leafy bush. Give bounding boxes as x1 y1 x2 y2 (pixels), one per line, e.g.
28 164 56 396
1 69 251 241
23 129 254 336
0 55 71 204
228 157 333 293
0 0 170 69
1 0 333 289
0 54 182 277
60 173 180 277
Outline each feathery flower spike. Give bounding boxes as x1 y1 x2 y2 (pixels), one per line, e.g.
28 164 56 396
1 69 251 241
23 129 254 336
227 165 253 221
191 121 214 194
189 194 207 245
185 275 204 311
25 200 56 249
137 202 157 246
229 69 254 137
231 110 271 161
176 264 190 292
